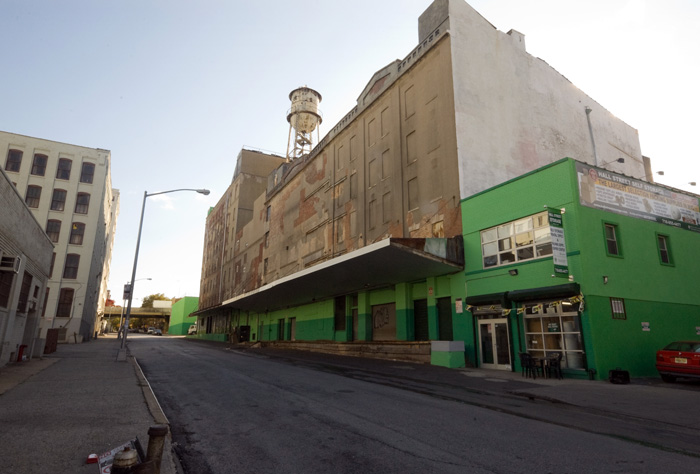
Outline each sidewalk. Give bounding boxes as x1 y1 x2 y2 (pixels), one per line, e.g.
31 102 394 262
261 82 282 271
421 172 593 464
0 334 177 474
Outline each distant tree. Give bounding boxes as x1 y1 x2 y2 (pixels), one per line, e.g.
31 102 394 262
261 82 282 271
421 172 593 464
141 293 170 308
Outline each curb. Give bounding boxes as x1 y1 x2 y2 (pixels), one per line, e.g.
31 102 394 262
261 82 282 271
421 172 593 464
132 355 182 474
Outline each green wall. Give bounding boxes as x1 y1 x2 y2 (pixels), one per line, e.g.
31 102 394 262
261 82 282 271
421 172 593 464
169 297 199 335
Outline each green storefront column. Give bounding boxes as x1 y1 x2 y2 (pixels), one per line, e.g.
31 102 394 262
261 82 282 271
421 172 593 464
426 277 439 340
357 291 372 341
395 283 413 341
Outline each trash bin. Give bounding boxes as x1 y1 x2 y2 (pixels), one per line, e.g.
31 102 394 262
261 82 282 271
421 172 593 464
17 344 28 362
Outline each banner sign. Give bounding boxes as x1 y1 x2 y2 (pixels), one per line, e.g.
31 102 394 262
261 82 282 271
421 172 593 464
547 207 569 278
576 162 700 232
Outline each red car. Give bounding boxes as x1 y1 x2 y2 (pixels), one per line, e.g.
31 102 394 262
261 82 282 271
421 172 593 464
656 341 700 382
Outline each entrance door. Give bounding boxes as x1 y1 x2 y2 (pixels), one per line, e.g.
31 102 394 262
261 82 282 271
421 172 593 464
478 318 511 370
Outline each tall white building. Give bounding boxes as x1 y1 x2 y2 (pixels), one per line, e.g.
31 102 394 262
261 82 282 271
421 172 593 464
1 131 119 343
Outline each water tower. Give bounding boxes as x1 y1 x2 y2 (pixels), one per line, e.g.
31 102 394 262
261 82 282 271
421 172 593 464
286 86 322 161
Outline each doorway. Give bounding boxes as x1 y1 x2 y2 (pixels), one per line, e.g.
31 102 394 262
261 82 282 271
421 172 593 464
478 318 511 370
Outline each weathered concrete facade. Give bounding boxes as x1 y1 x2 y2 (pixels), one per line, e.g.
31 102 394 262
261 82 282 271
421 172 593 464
0 167 53 366
196 0 648 355
0 131 118 343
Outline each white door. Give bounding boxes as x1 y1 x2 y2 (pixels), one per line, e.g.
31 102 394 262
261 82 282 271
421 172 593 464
478 318 512 370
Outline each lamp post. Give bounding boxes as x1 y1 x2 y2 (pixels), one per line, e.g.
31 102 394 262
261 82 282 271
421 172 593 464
118 277 151 340
118 188 210 357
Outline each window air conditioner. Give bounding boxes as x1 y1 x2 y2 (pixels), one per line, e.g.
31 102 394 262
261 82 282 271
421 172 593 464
0 255 21 273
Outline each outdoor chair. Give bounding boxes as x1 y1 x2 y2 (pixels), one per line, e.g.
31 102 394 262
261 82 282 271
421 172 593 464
546 352 563 380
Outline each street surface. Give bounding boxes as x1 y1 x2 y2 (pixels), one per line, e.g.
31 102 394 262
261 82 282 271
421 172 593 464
129 334 700 473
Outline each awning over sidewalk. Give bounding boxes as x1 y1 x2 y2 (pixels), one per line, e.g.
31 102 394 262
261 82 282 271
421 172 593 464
208 237 463 314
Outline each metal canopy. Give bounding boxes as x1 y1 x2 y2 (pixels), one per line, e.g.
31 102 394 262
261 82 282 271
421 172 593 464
220 238 463 313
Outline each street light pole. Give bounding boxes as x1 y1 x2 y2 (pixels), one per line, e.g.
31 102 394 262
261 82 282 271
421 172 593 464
118 277 151 339
118 188 210 357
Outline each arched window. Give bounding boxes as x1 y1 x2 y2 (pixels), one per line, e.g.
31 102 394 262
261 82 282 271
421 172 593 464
4 149 23 172
56 288 74 318
51 189 67 211
25 185 42 208
75 193 90 214
46 220 61 242
63 254 80 279
31 154 48 176
69 222 85 245
80 162 95 183
56 158 72 180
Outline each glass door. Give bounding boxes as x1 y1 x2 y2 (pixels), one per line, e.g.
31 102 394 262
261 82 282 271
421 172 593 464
478 318 512 370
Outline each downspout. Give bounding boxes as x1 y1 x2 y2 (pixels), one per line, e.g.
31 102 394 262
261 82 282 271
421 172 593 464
584 106 599 166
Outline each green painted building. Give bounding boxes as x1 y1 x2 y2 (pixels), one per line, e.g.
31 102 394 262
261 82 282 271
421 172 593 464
461 158 700 379
169 297 199 336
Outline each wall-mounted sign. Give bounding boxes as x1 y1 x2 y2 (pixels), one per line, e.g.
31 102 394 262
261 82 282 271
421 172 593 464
455 298 463 314
547 207 568 278
577 162 700 232
642 322 651 332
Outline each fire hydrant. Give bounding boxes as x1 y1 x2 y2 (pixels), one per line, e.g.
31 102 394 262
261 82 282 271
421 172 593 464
112 447 138 474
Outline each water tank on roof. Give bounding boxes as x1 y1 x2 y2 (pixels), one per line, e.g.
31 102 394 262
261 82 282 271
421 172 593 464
287 87 322 134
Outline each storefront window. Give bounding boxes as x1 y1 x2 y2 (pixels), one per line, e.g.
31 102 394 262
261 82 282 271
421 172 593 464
523 300 584 369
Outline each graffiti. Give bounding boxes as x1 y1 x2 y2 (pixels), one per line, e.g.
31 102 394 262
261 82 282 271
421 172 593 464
373 306 391 329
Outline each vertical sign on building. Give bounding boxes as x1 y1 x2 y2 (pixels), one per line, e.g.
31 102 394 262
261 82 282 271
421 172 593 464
547 207 568 278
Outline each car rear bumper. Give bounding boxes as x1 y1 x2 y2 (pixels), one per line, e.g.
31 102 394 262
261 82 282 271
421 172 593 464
656 364 700 379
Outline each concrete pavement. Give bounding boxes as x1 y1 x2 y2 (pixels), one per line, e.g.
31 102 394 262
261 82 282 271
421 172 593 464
0 334 177 474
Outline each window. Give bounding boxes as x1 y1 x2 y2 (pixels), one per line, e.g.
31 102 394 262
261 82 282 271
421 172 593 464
481 211 552 268
610 297 627 320
524 300 584 369
69 222 85 245
265 206 271 222
5 149 23 172
75 193 90 214
604 223 620 256
50 253 56 278
25 185 42 208
56 158 72 180
657 234 672 265
0 270 14 308
42 288 50 318
56 288 74 318
46 220 61 242
31 154 48 176
63 254 80 279
80 162 95 183
17 272 32 313
50 189 67 211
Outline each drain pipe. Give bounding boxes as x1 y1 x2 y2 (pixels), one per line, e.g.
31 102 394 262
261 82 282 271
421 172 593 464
585 106 599 166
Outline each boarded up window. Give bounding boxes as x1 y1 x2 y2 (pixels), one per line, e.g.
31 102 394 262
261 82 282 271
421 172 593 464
350 210 357 237
372 303 396 341
408 178 418 210
350 172 358 200
369 159 378 188
382 149 391 179
406 131 417 164
380 107 390 137
369 199 377 229
337 145 347 170
350 136 357 161
383 192 392 223
404 85 415 119
368 118 377 147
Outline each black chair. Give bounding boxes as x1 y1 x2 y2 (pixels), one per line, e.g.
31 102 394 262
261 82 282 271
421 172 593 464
546 352 563 380
519 352 540 379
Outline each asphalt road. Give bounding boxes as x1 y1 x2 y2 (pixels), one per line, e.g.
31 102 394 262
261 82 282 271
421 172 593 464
129 335 699 474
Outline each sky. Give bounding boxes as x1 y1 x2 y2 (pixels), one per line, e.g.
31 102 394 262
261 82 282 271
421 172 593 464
2 0 699 305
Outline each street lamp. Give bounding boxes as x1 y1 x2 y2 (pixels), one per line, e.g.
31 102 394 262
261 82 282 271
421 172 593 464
118 188 210 357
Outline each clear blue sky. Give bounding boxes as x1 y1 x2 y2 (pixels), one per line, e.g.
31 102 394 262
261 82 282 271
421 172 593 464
2 0 698 304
